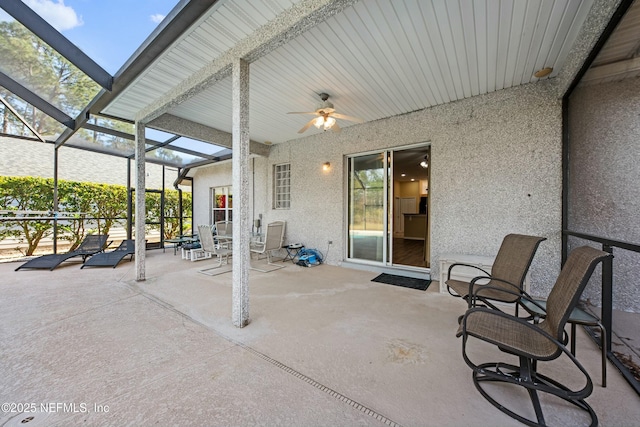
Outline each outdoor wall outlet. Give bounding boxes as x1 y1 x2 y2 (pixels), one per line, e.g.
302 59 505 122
328 240 333 245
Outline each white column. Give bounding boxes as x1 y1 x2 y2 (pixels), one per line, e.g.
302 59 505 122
134 122 146 281
231 58 250 327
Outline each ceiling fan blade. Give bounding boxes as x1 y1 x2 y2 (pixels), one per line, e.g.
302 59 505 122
287 111 318 115
331 112 364 123
298 118 316 133
330 122 341 132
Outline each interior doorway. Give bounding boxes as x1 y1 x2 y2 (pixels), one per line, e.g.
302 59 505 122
346 144 430 269
391 146 430 268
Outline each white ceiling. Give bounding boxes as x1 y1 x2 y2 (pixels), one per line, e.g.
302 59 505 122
102 0 596 145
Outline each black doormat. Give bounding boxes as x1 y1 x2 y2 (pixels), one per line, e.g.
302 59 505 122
371 273 431 291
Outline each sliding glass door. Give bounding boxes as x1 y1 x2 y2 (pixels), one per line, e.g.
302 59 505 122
347 152 388 263
347 144 430 268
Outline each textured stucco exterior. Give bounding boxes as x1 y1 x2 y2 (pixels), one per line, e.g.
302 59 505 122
174 0 626 300
193 82 564 296
568 78 640 312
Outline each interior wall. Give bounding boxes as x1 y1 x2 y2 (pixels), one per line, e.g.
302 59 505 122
567 77 640 313
192 82 563 295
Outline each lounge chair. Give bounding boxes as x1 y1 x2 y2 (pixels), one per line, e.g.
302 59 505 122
15 234 109 271
459 246 611 427
81 239 136 269
446 233 546 314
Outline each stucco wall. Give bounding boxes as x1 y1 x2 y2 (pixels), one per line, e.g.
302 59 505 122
568 78 640 312
0 136 176 189
193 82 563 296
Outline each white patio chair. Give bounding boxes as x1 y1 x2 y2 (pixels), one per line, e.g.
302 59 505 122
215 220 233 249
250 220 286 272
197 224 232 276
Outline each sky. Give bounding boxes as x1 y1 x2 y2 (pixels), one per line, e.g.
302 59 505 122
1 0 180 74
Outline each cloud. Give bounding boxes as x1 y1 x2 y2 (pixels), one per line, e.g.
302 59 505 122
24 0 83 31
150 14 165 24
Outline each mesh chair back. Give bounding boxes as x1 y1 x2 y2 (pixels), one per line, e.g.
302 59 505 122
545 246 611 339
264 221 285 251
487 234 546 299
117 239 136 253
198 225 219 254
216 221 232 237
76 234 109 253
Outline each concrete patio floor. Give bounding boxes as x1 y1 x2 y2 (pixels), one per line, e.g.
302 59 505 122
2 250 640 427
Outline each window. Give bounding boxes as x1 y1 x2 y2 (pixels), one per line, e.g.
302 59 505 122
210 186 232 224
273 163 291 209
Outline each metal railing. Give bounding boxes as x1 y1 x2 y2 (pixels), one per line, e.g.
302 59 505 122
0 214 191 256
563 229 640 395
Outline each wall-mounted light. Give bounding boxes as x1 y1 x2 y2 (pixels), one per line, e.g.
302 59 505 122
534 67 553 78
322 162 331 171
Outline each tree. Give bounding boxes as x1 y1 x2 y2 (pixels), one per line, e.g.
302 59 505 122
92 183 127 236
0 21 100 138
0 176 54 255
1 176 192 254
164 190 192 239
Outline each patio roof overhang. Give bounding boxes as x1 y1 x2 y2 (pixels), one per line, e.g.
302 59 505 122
2 0 638 172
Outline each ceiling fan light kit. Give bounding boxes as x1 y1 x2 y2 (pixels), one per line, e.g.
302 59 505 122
288 93 363 133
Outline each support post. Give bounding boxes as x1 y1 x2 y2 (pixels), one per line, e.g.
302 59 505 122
53 146 59 254
601 244 613 353
134 122 146 281
231 58 250 327
126 158 132 239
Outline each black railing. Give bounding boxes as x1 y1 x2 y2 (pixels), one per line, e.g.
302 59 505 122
0 214 192 255
563 229 640 395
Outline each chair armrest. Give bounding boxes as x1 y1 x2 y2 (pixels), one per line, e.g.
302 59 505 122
469 277 547 316
250 241 265 252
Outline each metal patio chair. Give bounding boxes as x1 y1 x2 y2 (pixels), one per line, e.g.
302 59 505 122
446 234 546 314
459 245 611 427
214 220 233 249
197 224 232 276
15 234 109 271
250 220 286 272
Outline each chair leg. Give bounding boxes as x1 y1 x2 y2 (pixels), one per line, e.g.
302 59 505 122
597 320 607 388
570 321 607 388
470 358 598 427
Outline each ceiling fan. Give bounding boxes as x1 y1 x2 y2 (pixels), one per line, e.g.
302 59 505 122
288 93 364 133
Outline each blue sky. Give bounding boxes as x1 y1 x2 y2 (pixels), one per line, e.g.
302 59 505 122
2 0 180 74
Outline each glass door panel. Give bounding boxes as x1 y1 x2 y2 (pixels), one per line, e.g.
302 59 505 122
348 153 387 263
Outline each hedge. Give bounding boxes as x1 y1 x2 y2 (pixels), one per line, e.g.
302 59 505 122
0 176 191 255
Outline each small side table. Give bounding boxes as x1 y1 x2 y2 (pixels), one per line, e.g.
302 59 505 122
165 238 185 255
283 243 304 263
